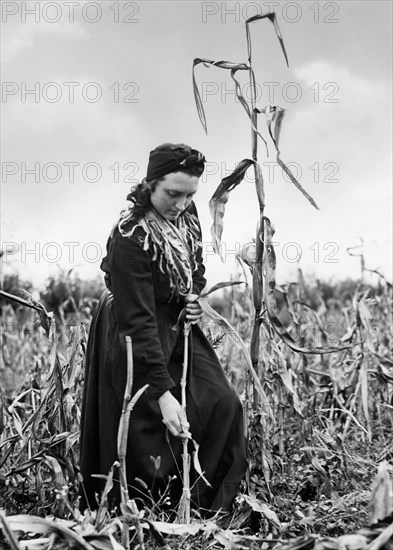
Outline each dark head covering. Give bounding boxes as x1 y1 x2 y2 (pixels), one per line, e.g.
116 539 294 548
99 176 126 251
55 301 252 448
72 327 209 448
146 144 205 181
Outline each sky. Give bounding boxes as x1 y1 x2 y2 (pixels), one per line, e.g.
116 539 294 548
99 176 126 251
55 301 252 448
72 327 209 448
1 0 392 290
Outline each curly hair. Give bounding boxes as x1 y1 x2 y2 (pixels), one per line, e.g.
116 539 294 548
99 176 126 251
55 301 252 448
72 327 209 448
119 143 205 226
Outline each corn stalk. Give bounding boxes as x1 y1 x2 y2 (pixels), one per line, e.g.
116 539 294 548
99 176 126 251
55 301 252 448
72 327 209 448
191 14 358 395
177 321 192 523
117 335 148 548
190 13 369 497
247 17 266 398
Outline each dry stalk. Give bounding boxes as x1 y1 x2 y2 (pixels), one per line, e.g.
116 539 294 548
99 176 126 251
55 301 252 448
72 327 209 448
248 29 265 408
117 335 148 549
177 321 192 524
367 523 393 550
0 510 22 550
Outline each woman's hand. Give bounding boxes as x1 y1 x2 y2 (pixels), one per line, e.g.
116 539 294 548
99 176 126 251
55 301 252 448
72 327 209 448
158 391 190 438
185 293 203 324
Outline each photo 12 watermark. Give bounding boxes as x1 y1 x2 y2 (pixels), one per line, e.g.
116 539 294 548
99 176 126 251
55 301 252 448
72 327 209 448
2 161 141 184
202 161 340 185
2 241 104 265
199 80 340 105
1 81 140 104
201 2 340 24
1 1 140 24
203 240 341 265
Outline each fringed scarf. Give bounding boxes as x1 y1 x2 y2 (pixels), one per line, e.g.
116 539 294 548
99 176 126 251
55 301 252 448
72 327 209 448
118 208 201 297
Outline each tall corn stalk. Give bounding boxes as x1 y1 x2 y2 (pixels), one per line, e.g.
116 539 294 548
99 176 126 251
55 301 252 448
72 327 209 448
192 14 323 405
191 14 365 495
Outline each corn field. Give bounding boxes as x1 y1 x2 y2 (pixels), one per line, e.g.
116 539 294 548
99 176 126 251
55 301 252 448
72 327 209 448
0 270 392 549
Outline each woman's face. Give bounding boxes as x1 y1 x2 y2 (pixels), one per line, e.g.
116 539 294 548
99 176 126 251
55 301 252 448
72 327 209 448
150 172 199 221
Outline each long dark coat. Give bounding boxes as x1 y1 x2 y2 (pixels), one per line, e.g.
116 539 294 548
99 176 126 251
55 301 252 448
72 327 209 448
79 205 248 513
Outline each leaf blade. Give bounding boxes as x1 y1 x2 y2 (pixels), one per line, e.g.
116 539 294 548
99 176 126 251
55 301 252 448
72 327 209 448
209 159 255 254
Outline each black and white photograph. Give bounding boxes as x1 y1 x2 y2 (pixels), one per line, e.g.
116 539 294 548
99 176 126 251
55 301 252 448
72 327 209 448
1 1 392 548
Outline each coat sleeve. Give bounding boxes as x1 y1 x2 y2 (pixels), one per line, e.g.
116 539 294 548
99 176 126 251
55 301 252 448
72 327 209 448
108 227 176 400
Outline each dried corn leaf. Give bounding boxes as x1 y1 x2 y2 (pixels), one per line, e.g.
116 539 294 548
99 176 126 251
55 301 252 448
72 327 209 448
0 510 21 550
374 361 393 383
192 58 249 133
368 461 393 525
108 534 127 550
367 524 393 550
239 494 281 528
38 431 70 447
94 460 119 531
263 106 319 208
191 439 212 488
254 161 265 208
278 369 303 417
230 68 269 153
149 521 206 536
263 105 285 151
359 361 371 440
245 12 289 67
42 454 65 489
0 289 51 336
213 529 268 549
18 537 51 550
340 324 357 343
260 319 303 416
0 436 18 469
85 534 122 550
65 430 80 455
264 107 319 209
358 298 376 353
5 515 95 550
209 159 255 254
229 67 251 117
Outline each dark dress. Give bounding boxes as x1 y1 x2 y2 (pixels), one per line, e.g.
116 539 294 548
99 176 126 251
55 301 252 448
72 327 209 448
79 205 248 513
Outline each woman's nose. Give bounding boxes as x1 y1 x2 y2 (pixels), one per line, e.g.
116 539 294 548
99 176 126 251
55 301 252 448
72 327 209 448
175 197 187 210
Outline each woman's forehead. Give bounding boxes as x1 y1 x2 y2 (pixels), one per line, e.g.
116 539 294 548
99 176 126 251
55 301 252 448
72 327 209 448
159 172 199 191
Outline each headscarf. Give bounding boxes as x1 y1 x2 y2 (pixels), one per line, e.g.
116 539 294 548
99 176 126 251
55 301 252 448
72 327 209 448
146 145 205 180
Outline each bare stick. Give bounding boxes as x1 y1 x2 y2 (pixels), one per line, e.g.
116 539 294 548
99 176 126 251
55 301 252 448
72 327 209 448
177 322 191 523
117 335 148 549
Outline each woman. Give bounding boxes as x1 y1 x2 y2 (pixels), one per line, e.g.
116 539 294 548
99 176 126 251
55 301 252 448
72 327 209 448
79 143 247 514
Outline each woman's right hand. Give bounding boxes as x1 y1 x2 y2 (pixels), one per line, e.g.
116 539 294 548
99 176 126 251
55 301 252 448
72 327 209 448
158 391 190 438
